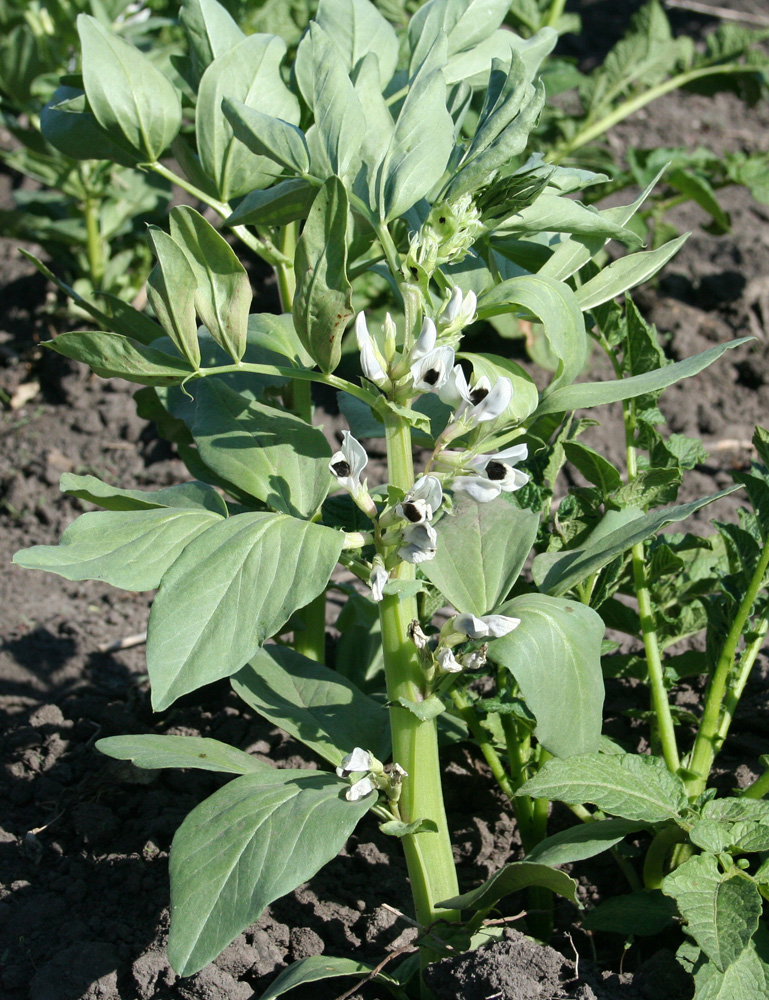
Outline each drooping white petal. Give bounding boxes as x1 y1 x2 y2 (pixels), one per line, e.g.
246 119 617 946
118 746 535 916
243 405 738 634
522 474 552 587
329 430 368 489
399 521 438 563
336 746 372 777
369 563 389 603
452 475 503 503
482 614 521 638
410 345 455 393
453 612 521 639
410 317 437 361
440 286 463 325
460 646 487 670
469 377 512 423
436 646 463 673
438 364 471 409
346 775 376 801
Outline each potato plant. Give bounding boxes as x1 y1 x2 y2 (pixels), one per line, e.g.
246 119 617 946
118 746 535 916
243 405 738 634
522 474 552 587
12 1 769 997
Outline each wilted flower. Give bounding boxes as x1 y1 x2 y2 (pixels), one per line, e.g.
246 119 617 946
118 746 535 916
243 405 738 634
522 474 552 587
408 620 429 650
453 612 521 639
460 644 488 671
336 747 372 777
399 521 438 563
410 345 455 394
346 776 376 801
436 646 463 673
396 475 443 524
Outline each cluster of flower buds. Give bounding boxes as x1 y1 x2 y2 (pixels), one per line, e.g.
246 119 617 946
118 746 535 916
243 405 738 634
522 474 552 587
405 194 486 279
336 748 407 803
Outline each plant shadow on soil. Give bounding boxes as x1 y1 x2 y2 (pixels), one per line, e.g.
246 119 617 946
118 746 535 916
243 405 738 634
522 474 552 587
2 3 769 998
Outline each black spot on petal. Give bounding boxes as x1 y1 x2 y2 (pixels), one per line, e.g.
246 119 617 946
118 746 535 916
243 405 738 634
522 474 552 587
470 387 489 405
332 460 351 477
424 369 440 386
486 461 508 481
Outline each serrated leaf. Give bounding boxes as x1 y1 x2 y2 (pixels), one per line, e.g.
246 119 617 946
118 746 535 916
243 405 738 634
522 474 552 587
14 507 222 591
519 752 688 822
663 854 762 972
232 645 390 768
78 14 181 161
533 489 742 597
524 818 646 867
293 176 353 373
169 207 250 363
422 494 538 617
436 860 578 911
168 770 372 976
45 331 195 386
693 937 769 1000
535 338 751 416
489 594 604 758
59 474 228 515
96 735 268 774
190 378 332 519
147 513 344 710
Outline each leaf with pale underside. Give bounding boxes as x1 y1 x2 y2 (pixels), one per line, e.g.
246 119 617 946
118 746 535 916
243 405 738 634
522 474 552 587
96 735 269 774
437 861 578 911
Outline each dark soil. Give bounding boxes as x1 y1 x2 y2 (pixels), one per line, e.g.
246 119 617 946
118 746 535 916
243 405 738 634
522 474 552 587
2 3 768 999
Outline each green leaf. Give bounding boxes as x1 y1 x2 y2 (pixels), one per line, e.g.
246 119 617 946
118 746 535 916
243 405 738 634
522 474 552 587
147 512 344 710
576 235 688 310
582 891 678 936
303 23 366 181
379 818 438 838
519 752 688 822
293 176 353 373
409 0 512 60
96 735 269 774
255 955 400 1000
222 98 310 175
477 275 588 393
180 0 245 82
563 441 622 494
532 488 742 597
524 818 646 867
693 935 769 1000
59 474 228 515
40 87 139 167
190 378 332 518
379 68 454 222
246 312 314 368
436 860 578 911
13 507 222 591
168 770 372 976
397 695 446 721
422 494 538 616
534 338 751 416
663 854 762 972
316 0 399 88
497 195 642 246
45 331 195 386
226 179 317 228
147 227 200 368
77 14 181 161
169 206 250 363
490 594 604 758
232 645 390 768
197 33 299 201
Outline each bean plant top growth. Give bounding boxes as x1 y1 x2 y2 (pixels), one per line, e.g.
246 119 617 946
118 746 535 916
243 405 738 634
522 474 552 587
13 1 769 998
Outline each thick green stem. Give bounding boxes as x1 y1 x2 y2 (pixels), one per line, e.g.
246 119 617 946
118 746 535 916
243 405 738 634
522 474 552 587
273 221 312 422
686 537 769 797
643 824 688 890
625 407 680 774
742 765 769 800
83 196 104 289
380 412 459 965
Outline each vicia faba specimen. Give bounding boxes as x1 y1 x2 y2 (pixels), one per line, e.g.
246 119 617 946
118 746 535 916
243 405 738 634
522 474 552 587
14 1 769 997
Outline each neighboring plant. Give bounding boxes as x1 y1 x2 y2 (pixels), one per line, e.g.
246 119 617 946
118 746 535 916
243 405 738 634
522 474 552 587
12 1 769 998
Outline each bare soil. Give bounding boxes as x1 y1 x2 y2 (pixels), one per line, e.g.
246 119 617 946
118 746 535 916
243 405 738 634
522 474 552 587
2 3 768 998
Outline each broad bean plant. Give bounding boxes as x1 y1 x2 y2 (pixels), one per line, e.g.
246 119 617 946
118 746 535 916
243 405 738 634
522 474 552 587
14 1 769 997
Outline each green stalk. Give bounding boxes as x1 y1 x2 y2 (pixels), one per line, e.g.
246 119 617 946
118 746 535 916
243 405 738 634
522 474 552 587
552 64 762 162
643 824 688 890
199 363 378 408
83 195 104 289
544 0 567 28
686 536 769 797
742 765 769 800
380 410 459 972
451 689 518 804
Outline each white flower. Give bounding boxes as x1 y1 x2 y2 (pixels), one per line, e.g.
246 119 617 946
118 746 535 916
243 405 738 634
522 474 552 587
399 521 438 563
355 313 389 387
439 287 477 330
336 746 372 777
346 776 376 801
436 646 463 673
329 431 377 517
460 645 488 671
454 444 529 502
438 369 512 425
409 317 437 362
453 474 504 503
410 345 455 393
369 562 388 603
396 475 443 524
454 612 521 638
